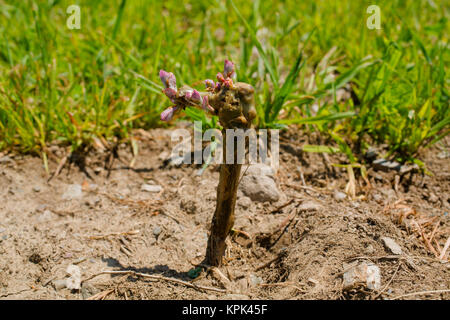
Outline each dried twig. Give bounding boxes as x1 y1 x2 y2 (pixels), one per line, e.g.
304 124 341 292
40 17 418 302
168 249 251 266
439 236 450 261
391 289 450 300
413 220 440 258
269 199 295 214
372 262 402 299
85 230 140 240
87 288 114 300
47 155 68 182
83 270 226 293
210 267 232 290
259 282 305 293
255 250 287 271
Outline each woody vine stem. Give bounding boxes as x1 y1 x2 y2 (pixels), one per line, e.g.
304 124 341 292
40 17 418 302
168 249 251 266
159 60 256 266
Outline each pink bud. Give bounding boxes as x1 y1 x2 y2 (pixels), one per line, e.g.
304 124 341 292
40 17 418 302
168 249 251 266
223 60 235 78
216 72 225 83
160 106 177 121
184 90 193 100
163 87 177 103
190 90 202 104
204 79 215 89
159 70 177 90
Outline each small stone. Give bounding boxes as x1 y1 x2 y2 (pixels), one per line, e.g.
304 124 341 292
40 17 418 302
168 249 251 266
66 264 81 290
33 186 41 193
141 184 162 193
237 278 248 293
52 279 67 290
374 174 384 181
343 262 381 291
62 184 83 200
437 150 449 159
386 161 401 171
158 151 170 161
298 201 322 211
334 190 347 201
238 196 252 209
240 175 280 203
249 274 263 287
38 210 54 222
365 244 375 254
428 193 438 203
93 167 103 174
152 226 162 237
372 159 389 171
372 193 382 203
88 184 99 192
246 164 275 177
0 156 13 164
364 147 378 161
381 237 402 255
399 164 419 174
372 159 401 172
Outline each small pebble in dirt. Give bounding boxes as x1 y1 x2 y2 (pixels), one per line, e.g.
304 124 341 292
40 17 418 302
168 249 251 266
141 184 162 193
52 279 67 290
239 164 281 203
152 226 162 237
365 244 375 254
238 196 252 209
334 190 347 201
62 184 83 200
38 210 54 222
364 147 378 161
372 193 382 203
93 167 103 174
66 264 81 290
0 156 13 164
249 274 263 287
298 201 322 212
381 237 402 255
428 193 439 203
343 262 381 291
33 186 41 193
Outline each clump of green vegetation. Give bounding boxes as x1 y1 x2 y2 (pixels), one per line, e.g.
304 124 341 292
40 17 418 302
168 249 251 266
0 0 448 169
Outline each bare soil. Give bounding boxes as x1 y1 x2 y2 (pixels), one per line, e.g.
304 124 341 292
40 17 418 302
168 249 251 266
0 127 448 300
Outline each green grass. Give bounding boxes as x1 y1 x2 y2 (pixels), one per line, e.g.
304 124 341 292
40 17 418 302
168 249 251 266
0 0 448 168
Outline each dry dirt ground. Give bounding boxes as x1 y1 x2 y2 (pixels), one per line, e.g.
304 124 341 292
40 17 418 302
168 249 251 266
0 126 449 300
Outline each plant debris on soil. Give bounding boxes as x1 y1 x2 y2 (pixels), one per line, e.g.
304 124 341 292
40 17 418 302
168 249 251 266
0 126 448 300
